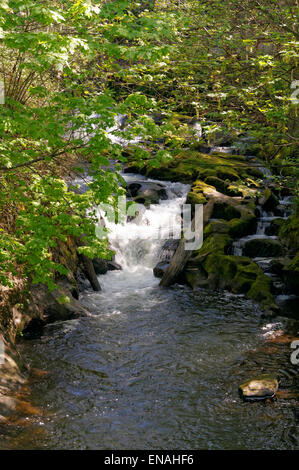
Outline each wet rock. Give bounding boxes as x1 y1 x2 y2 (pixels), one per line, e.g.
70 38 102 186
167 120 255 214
239 374 279 401
75 270 91 292
92 257 109 275
211 201 241 221
127 181 168 206
265 218 285 236
273 205 288 217
269 258 288 276
126 182 142 197
243 238 283 258
283 254 299 294
22 318 46 340
43 285 90 323
258 189 279 212
107 260 122 271
92 257 122 275
279 214 299 255
153 261 169 279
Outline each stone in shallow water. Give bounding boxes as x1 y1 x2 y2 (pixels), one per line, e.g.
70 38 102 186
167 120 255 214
239 374 279 401
153 261 169 279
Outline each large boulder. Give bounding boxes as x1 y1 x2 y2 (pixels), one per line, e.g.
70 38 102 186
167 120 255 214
243 238 283 258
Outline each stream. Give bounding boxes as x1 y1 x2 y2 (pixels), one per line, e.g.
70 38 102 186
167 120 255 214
1 171 298 450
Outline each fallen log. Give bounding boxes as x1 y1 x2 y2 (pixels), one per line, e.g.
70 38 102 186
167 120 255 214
159 199 215 287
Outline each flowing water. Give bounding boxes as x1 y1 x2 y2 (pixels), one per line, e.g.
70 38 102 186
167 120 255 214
1 174 299 450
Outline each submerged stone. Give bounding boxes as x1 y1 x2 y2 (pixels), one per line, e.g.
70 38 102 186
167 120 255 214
239 374 279 401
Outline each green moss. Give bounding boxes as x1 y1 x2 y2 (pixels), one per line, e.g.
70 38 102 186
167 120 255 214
286 252 299 272
186 247 275 311
247 275 273 306
215 167 239 182
198 232 232 257
204 221 230 237
212 201 241 220
125 149 259 187
210 151 246 162
204 176 228 193
169 113 194 125
283 252 299 293
228 215 257 238
246 167 264 179
279 213 299 254
187 180 215 206
226 184 243 197
186 191 207 205
258 188 279 211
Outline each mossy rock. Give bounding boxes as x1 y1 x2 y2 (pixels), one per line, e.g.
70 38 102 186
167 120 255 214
186 191 207 206
209 151 246 162
204 176 228 194
283 253 299 294
258 188 279 211
243 238 284 258
228 215 257 238
211 201 241 220
247 274 274 306
279 213 299 255
185 250 275 311
246 167 264 179
265 218 285 236
184 264 209 289
215 167 239 182
124 149 257 187
226 184 244 197
186 180 216 206
199 232 233 257
232 262 260 294
204 220 230 236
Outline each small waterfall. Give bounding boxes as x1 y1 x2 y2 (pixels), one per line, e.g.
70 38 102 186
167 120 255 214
231 194 294 299
232 197 293 257
94 173 190 292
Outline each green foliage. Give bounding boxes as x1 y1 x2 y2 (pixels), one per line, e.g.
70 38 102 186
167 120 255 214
0 0 298 290
0 0 176 289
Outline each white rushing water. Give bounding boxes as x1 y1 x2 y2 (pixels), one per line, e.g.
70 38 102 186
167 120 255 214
93 173 190 295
